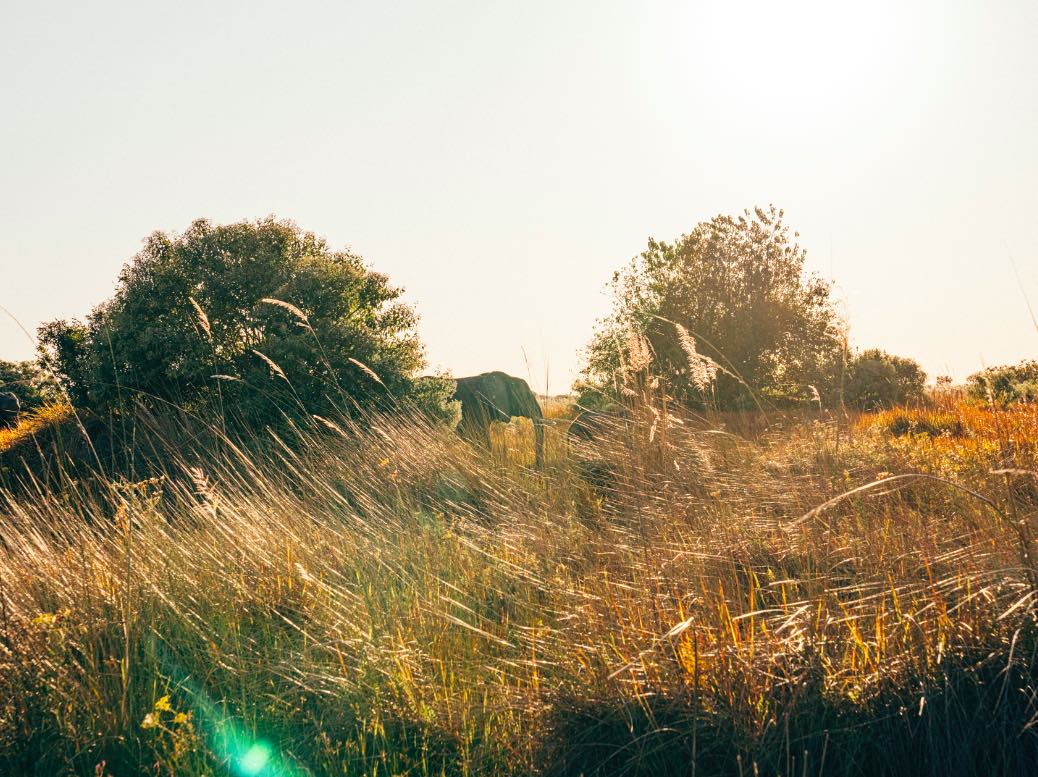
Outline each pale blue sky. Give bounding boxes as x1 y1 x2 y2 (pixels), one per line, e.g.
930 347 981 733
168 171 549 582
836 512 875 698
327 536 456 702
2 1 1035 393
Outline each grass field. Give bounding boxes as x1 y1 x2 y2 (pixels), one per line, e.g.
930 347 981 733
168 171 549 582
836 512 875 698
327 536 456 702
1 393 1037 776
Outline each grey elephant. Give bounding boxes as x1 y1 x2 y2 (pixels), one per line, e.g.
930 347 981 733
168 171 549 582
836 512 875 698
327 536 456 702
0 392 20 430
452 372 544 469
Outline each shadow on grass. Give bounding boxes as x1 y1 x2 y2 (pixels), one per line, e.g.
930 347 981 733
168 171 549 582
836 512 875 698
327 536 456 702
539 655 1038 777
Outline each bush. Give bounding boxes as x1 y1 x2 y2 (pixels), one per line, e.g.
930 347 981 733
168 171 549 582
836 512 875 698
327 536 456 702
844 349 927 410
967 360 1038 405
38 217 457 428
0 359 59 411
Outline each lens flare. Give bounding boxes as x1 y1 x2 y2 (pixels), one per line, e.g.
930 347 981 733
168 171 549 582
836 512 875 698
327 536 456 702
156 646 304 776
237 742 273 775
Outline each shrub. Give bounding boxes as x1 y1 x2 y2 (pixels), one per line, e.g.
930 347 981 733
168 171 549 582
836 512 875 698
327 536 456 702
967 360 1038 405
37 217 457 428
844 348 926 410
0 359 59 411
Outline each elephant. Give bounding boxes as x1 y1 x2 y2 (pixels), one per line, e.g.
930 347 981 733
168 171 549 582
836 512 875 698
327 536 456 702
452 372 544 469
0 392 20 430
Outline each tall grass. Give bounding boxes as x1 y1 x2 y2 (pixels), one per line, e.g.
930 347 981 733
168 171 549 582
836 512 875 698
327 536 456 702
0 402 74 454
1 392 1037 775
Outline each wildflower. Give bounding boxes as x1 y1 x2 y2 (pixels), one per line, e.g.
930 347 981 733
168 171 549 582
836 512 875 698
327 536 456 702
32 612 59 627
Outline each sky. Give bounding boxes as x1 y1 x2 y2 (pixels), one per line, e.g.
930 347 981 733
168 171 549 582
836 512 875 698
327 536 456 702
1 0 1036 394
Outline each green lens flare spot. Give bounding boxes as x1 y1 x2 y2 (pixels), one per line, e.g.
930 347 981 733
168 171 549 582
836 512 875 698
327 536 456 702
238 742 272 775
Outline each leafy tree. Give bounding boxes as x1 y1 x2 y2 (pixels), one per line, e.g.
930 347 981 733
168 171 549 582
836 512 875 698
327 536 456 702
39 217 456 426
967 360 1038 406
0 359 59 411
844 348 927 410
579 206 843 409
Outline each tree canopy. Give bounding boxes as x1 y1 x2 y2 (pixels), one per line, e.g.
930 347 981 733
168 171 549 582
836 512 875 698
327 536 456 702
579 206 844 409
844 348 927 410
39 217 456 426
967 360 1038 405
0 359 58 411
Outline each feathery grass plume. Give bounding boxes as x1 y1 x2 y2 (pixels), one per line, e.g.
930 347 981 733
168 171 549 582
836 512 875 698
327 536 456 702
674 322 718 391
260 297 310 326
348 357 384 386
311 414 346 435
251 349 288 382
808 384 822 409
188 297 212 340
185 465 217 517
625 326 653 374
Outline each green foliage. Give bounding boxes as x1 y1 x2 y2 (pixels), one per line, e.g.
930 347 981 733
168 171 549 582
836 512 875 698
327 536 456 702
845 348 927 410
579 206 844 410
967 360 1038 405
571 379 623 413
37 217 456 426
0 359 59 411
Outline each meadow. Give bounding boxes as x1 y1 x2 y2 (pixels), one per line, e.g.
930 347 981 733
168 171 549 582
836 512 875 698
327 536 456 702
0 385 1036 777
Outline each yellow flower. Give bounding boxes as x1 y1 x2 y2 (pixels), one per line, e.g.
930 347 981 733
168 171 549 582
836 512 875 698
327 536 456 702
141 712 159 730
173 712 191 725
154 695 172 712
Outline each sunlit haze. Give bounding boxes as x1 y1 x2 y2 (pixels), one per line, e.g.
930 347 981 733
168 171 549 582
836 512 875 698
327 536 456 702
2 1 1035 393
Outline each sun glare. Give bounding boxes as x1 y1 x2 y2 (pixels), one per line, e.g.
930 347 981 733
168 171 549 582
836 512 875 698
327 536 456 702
682 1 904 128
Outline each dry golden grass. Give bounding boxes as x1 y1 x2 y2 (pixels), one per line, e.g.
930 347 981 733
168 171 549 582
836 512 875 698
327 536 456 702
0 401 74 453
858 395 1038 483
0 393 1036 775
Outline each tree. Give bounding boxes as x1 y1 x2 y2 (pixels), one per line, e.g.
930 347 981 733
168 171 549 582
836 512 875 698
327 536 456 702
844 349 927 410
0 359 59 411
39 217 456 426
579 206 844 409
967 360 1038 405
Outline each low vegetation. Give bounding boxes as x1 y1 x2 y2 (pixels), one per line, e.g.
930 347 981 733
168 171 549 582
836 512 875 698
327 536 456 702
1 381 1036 775
0 401 74 459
